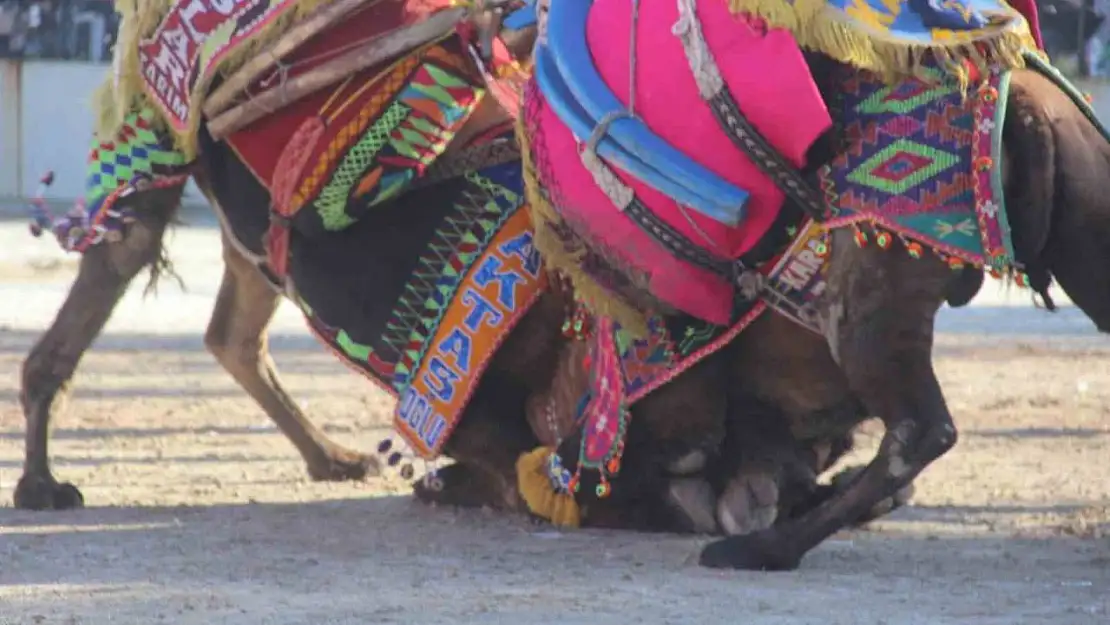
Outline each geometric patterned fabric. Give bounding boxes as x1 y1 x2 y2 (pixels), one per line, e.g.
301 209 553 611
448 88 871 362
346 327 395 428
298 150 542 459
311 60 485 232
85 107 188 214
818 62 1015 268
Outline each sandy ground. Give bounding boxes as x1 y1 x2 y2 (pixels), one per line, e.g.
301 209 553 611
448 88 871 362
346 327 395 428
0 215 1109 625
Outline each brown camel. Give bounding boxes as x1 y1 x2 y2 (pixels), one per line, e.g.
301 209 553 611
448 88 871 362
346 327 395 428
14 123 885 535
687 67 1110 568
13 16 908 539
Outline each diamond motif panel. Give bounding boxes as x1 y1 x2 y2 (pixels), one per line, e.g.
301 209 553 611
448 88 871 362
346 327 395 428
846 138 959 195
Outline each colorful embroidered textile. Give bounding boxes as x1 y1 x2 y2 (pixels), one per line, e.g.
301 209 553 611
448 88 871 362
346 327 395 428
522 0 829 326
761 219 831 332
562 300 769 493
818 62 1014 269
117 0 461 158
128 0 311 157
227 34 485 238
300 153 546 460
29 107 190 254
727 0 1038 80
86 108 189 213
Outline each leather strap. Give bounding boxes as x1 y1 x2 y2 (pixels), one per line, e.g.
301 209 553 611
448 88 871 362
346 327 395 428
708 91 828 222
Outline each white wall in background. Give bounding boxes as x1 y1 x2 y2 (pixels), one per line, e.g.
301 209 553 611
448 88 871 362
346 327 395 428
0 60 203 205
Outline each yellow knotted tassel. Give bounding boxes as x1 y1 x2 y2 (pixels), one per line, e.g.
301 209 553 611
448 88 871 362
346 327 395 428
515 447 581 528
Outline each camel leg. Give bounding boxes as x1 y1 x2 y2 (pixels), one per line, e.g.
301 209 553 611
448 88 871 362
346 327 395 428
15 189 181 510
700 229 957 570
205 234 379 481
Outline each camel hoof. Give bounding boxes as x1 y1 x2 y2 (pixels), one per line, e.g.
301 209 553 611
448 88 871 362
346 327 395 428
13 474 85 510
665 478 719 534
698 531 800 571
412 463 502 509
307 449 380 482
666 450 708 476
716 470 779 536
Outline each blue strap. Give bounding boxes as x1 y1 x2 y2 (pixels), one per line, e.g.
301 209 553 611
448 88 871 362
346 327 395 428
542 0 748 226
536 50 746 222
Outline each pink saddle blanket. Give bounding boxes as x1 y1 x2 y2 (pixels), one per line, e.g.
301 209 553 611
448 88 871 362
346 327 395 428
528 0 831 324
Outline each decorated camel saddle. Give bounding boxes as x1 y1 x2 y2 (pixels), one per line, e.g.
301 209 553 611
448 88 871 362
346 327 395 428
30 0 543 476
511 0 1110 524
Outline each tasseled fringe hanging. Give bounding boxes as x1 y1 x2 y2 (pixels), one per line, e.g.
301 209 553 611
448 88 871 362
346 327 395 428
516 446 581 528
727 0 1040 91
516 111 652 337
847 221 1031 287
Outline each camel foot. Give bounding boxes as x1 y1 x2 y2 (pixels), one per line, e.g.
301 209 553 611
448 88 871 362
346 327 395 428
412 463 504 509
306 448 381 482
665 478 719 534
14 474 85 510
699 530 801 571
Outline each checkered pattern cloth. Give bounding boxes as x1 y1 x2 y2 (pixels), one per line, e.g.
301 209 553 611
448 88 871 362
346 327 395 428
85 107 188 213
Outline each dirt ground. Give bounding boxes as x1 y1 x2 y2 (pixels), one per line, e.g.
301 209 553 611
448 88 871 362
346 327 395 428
0 219 1109 624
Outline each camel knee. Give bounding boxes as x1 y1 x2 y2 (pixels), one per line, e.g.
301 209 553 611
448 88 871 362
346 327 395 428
20 343 75 410
203 328 264 373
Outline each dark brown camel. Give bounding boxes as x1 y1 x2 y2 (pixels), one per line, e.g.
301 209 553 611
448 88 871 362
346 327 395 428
12 21 902 536
695 67 1110 569
14 116 882 535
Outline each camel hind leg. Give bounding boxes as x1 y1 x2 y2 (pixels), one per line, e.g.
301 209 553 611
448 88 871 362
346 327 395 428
205 233 380 481
15 187 181 510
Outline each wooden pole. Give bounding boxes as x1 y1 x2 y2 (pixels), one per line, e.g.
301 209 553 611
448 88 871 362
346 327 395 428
202 0 381 120
205 7 465 141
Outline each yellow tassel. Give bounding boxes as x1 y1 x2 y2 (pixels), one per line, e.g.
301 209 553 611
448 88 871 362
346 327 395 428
515 447 581 528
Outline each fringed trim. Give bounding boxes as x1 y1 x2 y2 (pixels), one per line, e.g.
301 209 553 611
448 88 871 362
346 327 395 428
107 0 333 158
727 0 1038 88
838 220 1032 287
516 112 652 336
516 447 581 528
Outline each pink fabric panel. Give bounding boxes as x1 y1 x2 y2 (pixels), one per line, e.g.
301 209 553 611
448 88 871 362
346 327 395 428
532 88 735 324
584 0 831 257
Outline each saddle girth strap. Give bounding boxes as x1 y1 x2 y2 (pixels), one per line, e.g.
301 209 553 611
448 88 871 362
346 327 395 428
266 215 292 279
621 175 805 293
672 0 827 222
708 91 828 222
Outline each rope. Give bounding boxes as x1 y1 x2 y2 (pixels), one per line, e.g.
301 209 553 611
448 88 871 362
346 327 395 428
583 0 641 157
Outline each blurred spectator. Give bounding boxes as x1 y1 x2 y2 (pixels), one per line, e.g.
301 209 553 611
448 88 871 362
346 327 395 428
1038 0 1104 75
0 2 17 57
1084 0 1110 77
0 0 118 61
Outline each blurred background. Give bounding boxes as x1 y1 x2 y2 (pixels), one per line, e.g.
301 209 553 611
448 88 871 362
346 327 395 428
0 0 118 62
0 0 202 210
